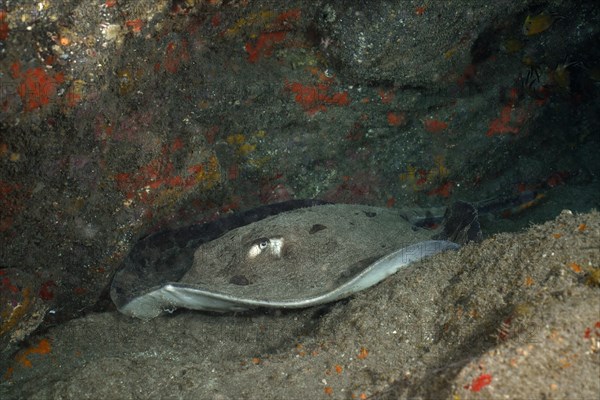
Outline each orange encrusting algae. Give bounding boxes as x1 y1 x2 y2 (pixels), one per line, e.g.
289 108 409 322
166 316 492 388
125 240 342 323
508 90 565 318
287 81 350 115
583 322 600 339
114 139 221 205
486 88 531 137
387 111 406 126
0 9 9 41
125 19 144 33
3 338 52 380
469 373 492 392
568 262 582 274
423 119 448 133
163 39 190 74
242 8 301 63
245 31 287 63
377 89 394 104
11 63 65 111
17 339 52 368
428 181 453 198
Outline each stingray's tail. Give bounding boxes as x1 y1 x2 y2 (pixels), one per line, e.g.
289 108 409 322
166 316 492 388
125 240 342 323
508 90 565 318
434 201 482 245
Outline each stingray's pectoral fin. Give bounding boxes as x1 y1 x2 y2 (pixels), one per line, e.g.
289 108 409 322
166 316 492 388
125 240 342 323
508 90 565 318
117 283 252 319
115 239 461 320
434 201 482 245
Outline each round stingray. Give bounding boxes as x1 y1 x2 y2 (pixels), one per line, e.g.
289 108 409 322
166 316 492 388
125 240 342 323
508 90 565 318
111 201 460 319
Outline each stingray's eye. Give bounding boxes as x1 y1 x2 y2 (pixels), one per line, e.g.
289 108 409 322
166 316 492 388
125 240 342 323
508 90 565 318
247 238 271 259
247 237 284 259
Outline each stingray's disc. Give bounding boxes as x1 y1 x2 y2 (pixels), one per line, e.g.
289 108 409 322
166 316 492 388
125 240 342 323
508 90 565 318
111 201 460 319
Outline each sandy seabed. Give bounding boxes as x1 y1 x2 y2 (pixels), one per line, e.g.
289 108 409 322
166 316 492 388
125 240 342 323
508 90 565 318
1 209 598 399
